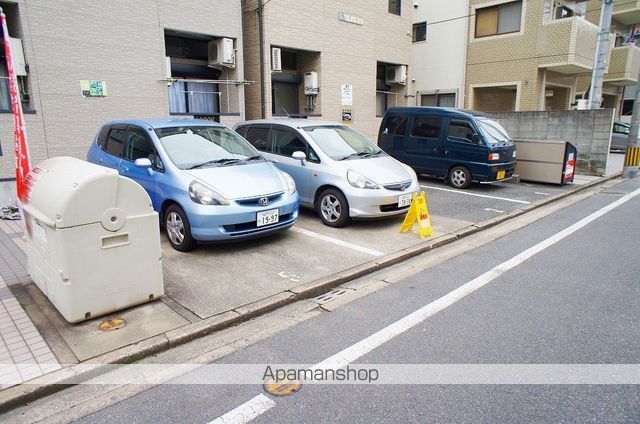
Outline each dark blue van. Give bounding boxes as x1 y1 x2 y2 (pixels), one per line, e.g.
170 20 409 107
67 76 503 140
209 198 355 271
378 107 516 189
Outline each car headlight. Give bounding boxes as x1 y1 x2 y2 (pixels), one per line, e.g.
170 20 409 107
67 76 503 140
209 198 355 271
189 181 229 205
347 169 379 189
280 171 296 194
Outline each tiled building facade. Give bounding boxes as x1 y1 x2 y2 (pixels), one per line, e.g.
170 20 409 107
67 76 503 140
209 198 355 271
463 0 640 115
241 0 413 140
0 0 246 181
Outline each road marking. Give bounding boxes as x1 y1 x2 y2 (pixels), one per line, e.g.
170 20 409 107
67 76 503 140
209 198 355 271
292 227 384 257
535 192 551 196
484 208 504 213
209 394 275 424
210 187 640 423
420 185 531 204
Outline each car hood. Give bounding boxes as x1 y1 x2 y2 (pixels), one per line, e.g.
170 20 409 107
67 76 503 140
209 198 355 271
183 162 285 200
340 155 413 184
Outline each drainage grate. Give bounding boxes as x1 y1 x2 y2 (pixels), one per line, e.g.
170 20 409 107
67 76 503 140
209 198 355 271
315 288 350 304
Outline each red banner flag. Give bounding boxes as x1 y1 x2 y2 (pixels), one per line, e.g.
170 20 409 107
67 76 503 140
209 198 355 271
1 8 31 204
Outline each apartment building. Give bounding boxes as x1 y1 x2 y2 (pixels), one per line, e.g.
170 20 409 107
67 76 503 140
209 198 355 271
581 0 640 114
0 0 245 182
241 0 413 140
410 0 468 108
465 0 600 113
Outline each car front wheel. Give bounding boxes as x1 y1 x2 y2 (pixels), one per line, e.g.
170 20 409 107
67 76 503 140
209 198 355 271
448 166 472 189
318 189 350 227
165 204 196 252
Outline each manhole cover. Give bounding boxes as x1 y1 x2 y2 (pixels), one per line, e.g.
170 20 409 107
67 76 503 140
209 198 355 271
263 380 302 396
99 318 126 331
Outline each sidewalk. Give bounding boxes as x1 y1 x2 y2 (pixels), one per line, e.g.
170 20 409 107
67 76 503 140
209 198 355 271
0 168 624 405
0 219 60 390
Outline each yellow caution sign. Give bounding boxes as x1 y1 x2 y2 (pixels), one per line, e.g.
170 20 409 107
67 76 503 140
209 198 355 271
400 191 433 239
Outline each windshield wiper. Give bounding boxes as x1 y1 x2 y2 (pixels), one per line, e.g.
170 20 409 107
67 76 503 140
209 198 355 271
339 151 379 161
244 155 263 162
188 158 241 169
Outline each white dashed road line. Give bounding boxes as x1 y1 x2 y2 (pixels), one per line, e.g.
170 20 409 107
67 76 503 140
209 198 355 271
420 185 531 204
292 227 384 257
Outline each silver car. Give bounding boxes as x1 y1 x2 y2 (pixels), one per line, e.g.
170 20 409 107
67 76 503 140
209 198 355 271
235 120 419 227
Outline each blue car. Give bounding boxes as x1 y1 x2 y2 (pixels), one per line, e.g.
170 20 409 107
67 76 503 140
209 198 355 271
87 118 299 251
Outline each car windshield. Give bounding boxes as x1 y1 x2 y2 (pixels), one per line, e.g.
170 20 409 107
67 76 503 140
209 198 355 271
155 126 262 170
477 117 512 146
303 125 384 160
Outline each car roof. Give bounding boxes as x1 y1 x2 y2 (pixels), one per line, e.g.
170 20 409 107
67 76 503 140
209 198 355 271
102 118 226 129
237 118 349 129
384 107 495 120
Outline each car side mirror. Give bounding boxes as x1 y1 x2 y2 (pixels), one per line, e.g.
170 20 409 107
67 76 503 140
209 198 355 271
292 151 307 163
134 158 154 175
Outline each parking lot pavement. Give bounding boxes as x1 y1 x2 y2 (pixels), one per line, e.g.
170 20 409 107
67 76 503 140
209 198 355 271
161 176 576 321
0 174 593 372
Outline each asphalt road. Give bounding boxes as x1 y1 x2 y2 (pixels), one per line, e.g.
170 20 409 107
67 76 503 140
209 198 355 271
18 177 640 423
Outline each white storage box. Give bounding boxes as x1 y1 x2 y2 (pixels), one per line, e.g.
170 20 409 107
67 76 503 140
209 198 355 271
22 157 163 323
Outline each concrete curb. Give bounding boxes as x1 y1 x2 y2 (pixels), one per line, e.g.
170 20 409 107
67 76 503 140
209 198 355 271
0 172 623 413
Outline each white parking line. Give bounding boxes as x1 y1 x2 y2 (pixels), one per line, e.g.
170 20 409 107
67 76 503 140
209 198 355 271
420 185 531 204
292 227 384 257
210 186 640 423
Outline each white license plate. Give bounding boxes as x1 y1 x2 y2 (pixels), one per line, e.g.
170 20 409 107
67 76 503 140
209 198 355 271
257 209 279 227
398 194 412 207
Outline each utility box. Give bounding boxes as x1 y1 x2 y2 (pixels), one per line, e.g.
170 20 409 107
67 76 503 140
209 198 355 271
304 71 319 95
513 140 577 185
22 157 163 323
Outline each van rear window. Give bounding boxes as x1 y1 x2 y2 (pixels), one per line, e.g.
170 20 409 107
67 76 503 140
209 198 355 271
411 117 442 139
382 116 408 135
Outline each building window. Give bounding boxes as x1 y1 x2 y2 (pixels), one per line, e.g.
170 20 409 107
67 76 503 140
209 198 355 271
412 22 427 42
421 93 456 108
165 31 223 118
555 5 574 20
0 1 30 112
388 0 401 15
475 1 522 38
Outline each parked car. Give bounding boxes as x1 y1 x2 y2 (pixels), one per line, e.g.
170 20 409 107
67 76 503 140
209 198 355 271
87 118 299 251
378 107 517 189
234 120 419 227
611 121 630 151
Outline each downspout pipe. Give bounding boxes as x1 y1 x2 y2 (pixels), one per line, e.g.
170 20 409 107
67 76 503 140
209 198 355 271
258 0 266 118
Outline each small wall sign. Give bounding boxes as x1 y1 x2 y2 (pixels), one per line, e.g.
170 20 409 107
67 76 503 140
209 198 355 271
80 80 107 97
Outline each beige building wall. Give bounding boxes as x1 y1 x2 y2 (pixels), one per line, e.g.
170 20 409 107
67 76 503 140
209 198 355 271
242 0 413 141
465 0 600 113
0 0 245 181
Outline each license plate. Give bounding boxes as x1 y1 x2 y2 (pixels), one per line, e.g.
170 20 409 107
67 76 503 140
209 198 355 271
497 170 506 180
257 209 279 227
398 193 412 207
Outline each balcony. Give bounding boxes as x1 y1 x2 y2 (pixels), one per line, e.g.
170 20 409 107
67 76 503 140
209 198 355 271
537 17 600 74
605 45 640 85
613 1 640 25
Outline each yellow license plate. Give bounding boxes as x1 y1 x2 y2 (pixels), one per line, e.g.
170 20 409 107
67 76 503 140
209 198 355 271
497 170 506 180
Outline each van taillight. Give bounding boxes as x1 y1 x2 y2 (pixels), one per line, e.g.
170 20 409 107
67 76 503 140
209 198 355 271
488 153 500 161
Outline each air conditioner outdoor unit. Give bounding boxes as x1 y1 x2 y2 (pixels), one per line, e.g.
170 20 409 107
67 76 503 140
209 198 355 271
385 65 407 85
271 47 282 72
208 38 235 69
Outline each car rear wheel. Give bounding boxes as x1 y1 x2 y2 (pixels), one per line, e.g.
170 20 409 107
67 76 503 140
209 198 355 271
318 188 350 227
165 204 196 252
449 166 472 189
